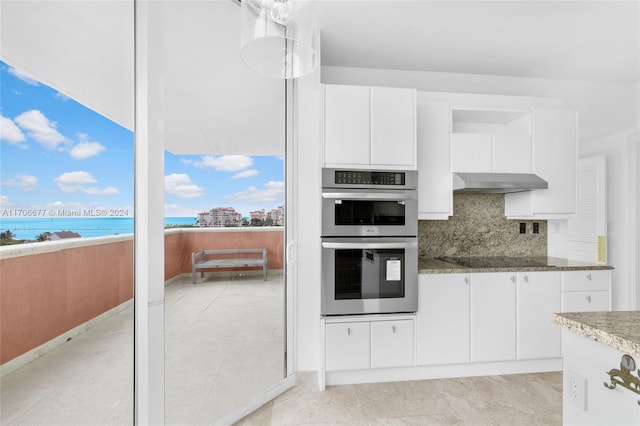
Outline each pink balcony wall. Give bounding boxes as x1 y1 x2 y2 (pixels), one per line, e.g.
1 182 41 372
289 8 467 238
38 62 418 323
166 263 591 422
0 238 134 365
1 228 284 365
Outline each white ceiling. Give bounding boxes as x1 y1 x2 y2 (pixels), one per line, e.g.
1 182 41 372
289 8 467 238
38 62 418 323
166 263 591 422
1 1 638 155
317 1 640 83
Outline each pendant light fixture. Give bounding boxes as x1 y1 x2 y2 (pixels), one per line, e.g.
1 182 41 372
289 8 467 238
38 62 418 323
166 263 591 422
240 0 319 79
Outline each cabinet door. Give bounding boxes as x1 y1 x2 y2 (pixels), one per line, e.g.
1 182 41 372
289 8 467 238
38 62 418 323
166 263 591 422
516 272 561 360
371 320 414 368
561 291 610 312
450 133 492 172
323 84 370 166
417 274 470 365
370 87 416 168
492 134 532 173
470 273 516 362
417 102 452 219
531 108 577 214
561 270 610 292
325 322 370 371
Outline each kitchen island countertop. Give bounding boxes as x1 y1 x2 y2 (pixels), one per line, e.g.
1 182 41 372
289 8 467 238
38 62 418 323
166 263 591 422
552 310 640 358
419 256 614 274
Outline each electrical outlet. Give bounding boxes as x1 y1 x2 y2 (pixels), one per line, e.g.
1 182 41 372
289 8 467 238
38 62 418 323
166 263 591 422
567 369 587 411
533 222 540 234
519 223 526 234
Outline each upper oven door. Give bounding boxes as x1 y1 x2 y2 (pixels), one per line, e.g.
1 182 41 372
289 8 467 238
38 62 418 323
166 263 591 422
321 188 418 237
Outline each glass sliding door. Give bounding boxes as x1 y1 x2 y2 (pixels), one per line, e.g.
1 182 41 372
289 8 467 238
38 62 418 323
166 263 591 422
0 1 135 424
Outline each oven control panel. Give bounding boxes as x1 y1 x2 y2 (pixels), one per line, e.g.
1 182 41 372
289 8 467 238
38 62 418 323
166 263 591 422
335 170 405 186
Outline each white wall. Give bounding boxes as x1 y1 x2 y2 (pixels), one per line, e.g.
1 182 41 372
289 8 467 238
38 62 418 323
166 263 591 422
293 63 323 372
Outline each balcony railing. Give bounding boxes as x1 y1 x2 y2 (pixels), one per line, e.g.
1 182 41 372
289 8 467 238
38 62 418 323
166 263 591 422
0 227 284 371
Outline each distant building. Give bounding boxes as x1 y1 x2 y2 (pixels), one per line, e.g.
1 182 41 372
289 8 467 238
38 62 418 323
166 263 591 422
198 207 243 227
48 231 82 240
267 206 284 226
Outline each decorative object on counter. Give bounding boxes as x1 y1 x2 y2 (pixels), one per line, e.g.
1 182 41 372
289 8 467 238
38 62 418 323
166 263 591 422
604 354 640 406
419 193 547 258
240 0 319 79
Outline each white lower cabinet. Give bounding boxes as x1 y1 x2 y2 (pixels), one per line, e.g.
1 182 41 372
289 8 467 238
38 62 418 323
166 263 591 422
516 271 561 359
371 320 414 368
325 322 370 371
417 274 470 365
561 270 611 312
324 316 415 372
470 273 517 362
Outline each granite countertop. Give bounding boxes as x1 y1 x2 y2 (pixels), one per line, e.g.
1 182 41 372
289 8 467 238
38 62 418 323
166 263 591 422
419 256 614 274
552 311 640 358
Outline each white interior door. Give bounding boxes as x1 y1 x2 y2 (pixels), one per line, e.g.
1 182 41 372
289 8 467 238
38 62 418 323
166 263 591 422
567 156 607 262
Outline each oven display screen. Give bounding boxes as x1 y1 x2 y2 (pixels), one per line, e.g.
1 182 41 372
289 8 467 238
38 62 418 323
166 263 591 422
335 171 405 185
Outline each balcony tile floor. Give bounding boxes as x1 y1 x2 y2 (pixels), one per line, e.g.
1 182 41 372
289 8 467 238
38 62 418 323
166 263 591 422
1 273 285 426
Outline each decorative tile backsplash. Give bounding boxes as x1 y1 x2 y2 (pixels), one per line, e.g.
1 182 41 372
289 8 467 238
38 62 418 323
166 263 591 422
418 193 547 258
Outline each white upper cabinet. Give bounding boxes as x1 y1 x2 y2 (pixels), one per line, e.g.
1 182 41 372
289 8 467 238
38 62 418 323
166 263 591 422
505 108 577 218
323 84 417 170
450 109 532 174
323 84 370 166
417 102 453 219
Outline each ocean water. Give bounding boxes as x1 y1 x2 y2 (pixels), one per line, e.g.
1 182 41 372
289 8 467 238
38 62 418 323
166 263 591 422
0 217 197 240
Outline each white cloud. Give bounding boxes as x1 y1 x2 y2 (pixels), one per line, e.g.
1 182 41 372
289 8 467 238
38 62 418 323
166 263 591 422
14 109 69 150
165 173 205 199
233 169 258 179
54 92 70 101
54 171 118 195
190 155 254 171
2 174 38 190
70 134 106 159
47 200 85 209
226 180 284 204
8 67 40 86
0 195 15 208
0 115 26 144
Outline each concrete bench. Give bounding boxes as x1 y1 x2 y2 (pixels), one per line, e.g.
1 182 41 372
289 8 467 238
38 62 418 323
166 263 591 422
191 248 268 284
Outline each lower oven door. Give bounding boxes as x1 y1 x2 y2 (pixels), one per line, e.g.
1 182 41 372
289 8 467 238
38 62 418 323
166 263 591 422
321 237 418 316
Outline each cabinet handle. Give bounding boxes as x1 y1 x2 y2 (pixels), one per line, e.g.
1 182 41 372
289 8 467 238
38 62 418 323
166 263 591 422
347 327 351 336
523 275 529 283
464 277 469 284
510 275 516 283
392 325 397 333
586 296 592 303
586 273 592 281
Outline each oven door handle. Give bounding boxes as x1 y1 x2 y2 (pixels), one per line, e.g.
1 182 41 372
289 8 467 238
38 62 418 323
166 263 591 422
322 192 417 200
322 241 418 249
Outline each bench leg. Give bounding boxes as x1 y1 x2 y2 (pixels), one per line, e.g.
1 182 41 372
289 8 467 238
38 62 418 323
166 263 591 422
192 267 196 284
263 265 267 281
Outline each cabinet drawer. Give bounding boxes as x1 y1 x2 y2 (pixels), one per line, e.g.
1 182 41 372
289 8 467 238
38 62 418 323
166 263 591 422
561 291 609 312
371 320 414 368
325 322 370 371
561 270 609 292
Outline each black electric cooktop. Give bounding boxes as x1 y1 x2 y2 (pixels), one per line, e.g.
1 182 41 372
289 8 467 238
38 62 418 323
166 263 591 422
437 256 554 269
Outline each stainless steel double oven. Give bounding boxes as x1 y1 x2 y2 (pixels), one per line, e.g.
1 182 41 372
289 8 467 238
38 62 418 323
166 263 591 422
321 168 418 316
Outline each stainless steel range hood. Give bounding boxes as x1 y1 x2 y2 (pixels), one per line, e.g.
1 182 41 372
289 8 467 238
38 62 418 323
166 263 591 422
452 172 548 194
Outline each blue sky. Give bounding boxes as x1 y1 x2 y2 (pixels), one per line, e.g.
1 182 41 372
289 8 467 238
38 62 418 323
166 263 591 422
0 61 284 218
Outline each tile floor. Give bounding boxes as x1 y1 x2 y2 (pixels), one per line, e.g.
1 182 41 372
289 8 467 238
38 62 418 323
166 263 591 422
237 371 563 425
1 273 285 425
